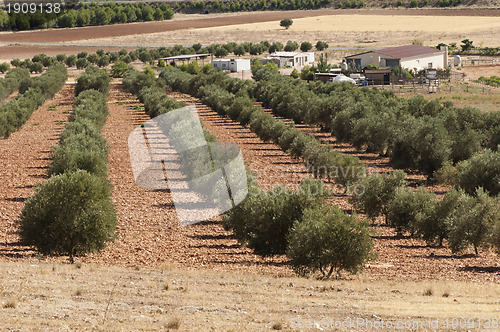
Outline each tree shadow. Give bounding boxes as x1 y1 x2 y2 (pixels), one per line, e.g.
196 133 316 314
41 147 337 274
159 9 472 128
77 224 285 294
3 197 26 202
459 266 500 273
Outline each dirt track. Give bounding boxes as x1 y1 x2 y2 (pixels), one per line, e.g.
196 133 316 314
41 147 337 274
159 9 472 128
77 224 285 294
0 8 499 44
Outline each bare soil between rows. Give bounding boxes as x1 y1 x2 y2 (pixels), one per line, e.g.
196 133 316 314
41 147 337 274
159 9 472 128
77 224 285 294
0 8 499 44
0 84 498 283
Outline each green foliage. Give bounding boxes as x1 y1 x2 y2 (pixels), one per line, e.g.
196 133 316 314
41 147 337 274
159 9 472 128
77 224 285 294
415 189 459 246
19 63 68 99
460 39 474 52
455 149 500 196
0 67 30 101
110 60 130 78
290 68 299 79
284 40 299 52
446 188 499 255
76 58 88 69
477 76 500 87
280 18 293 29
350 171 406 221
65 55 77 67
287 205 374 278
75 66 110 96
300 65 314 81
49 90 109 176
0 62 10 73
387 187 435 236
300 41 313 52
391 117 452 177
223 178 328 256
315 41 329 51
18 170 117 263
4 2 175 31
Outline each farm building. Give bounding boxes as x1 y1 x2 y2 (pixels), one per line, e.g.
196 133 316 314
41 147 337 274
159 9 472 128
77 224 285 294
211 59 251 72
160 54 213 65
260 52 315 68
345 45 448 71
364 69 392 85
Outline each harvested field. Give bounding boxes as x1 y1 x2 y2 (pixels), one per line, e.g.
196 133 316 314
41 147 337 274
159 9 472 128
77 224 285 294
0 260 499 331
64 13 500 51
0 9 499 44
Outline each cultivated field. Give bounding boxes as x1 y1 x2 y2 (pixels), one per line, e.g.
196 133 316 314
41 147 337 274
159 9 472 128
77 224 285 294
1 7 499 331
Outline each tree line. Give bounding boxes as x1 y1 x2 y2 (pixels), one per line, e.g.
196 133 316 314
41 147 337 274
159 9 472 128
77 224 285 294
1 2 173 31
18 66 117 264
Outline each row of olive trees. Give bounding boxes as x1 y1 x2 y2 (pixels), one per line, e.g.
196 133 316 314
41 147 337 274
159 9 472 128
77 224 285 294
123 68 373 279
3 40 329 74
0 64 67 139
0 67 29 101
18 66 116 264
251 66 500 181
351 171 500 255
173 65 500 257
160 67 366 189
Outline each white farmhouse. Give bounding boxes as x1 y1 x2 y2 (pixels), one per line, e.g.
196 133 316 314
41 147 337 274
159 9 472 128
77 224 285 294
261 52 315 68
345 45 448 71
211 59 251 72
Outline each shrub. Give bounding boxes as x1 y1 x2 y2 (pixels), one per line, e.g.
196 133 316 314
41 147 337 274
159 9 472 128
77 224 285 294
350 171 406 222
75 58 88 69
223 178 327 256
0 88 45 138
415 189 459 246
75 66 110 96
391 117 452 177
0 67 30 100
18 170 117 263
387 187 435 236
315 41 329 51
455 149 500 196
0 62 9 73
123 70 156 95
287 205 374 278
65 55 77 67
446 188 499 255
300 41 313 52
19 63 68 99
284 40 299 52
111 60 130 78
280 18 293 29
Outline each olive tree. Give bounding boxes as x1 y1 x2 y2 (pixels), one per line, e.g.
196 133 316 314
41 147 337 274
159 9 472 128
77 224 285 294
287 206 374 278
18 170 117 263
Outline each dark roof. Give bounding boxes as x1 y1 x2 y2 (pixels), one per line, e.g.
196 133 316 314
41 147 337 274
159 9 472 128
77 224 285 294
346 45 441 60
375 45 441 59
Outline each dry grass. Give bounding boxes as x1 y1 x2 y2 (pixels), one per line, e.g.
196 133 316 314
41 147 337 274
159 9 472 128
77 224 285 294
203 14 500 33
0 261 498 330
395 80 500 113
76 14 500 48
